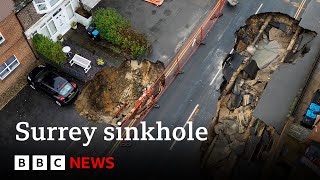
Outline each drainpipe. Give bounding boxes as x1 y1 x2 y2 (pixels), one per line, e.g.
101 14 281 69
14 12 39 60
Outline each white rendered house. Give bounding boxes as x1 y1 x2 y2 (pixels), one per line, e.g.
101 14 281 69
19 0 100 42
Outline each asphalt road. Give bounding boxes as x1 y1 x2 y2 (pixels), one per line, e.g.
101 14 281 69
106 0 311 178
0 0 310 178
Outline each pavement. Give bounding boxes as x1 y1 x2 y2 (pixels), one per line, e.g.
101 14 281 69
294 55 320 123
0 0 312 178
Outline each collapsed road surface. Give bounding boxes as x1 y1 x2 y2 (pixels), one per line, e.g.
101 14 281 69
98 0 310 179
0 0 312 178
201 11 317 179
75 60 164 125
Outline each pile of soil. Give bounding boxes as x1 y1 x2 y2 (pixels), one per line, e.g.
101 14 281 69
75 60 164 124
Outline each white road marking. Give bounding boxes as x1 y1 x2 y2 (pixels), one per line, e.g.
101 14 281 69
294 0 307 19
192 38 197 47
255 3 263 14
169 104 199 151
209 68 222 86
230 48 234 54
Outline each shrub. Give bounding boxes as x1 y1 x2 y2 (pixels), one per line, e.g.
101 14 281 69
71 21 77 27
32 34 66 64
57 34 63 40
93 8 148 59
93 8 128 44
96 58 105 66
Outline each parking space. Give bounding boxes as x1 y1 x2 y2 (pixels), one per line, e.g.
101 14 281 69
0 70 86 143
0 68 116 174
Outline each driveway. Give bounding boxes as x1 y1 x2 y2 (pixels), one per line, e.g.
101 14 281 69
0 71 111 176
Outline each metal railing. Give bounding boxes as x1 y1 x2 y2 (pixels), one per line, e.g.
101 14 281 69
120 0 226 128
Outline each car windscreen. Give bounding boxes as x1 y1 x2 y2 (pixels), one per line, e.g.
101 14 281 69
59 83 73 96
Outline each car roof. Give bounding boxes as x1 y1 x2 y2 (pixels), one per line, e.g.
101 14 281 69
38 71 68 91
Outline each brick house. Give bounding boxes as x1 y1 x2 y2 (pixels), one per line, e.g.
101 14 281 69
0 0 37 109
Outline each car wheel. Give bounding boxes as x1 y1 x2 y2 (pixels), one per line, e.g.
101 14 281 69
55 101 62 106
29 83 35 90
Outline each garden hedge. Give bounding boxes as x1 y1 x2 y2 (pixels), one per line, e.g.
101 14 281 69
32 34 66 64
93 8 148 59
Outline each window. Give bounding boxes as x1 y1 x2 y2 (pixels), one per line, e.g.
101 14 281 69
34 0 46 3
72 0 79 9
0 55 20 80
39 18 57 38
0 33 5 44
49 0 59 6
48 19 57 35
34 0 47 11
41 26 50 37
33 0 63 14
66 3 74 19
59 83 73 96
66 0 79 20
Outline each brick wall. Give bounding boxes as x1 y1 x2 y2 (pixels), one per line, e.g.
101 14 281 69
0 13 37 108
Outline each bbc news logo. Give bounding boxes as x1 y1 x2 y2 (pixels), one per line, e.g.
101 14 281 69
15 155 65 170
14 155 115 170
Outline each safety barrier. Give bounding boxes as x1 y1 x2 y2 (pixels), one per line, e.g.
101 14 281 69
122 0 226 127
144 0 164 6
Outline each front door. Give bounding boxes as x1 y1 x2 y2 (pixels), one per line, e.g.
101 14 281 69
53 8 69 35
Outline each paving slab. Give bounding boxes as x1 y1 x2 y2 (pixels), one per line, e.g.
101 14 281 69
252 40 284 69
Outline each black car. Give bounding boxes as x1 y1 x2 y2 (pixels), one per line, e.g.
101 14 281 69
27 65 79 106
